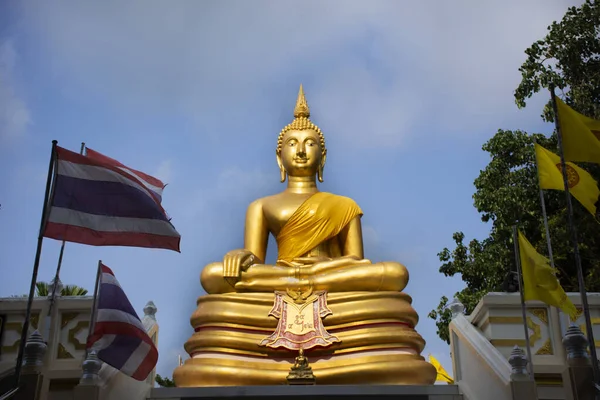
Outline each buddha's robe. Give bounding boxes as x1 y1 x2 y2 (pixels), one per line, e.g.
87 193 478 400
276 192 362 263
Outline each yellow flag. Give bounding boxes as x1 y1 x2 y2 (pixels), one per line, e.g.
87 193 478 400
556 97 600 164
428 354 454 384
518 231 578 321
534 144 600 217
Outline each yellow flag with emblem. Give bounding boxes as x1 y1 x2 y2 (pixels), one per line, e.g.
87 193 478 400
428 354 454 384
518 231 578 321
556 97 600 164
534 143 600 217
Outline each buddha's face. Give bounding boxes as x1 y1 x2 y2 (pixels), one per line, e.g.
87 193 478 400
279 129 322 177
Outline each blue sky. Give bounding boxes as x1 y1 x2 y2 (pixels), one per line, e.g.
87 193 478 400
0 0 582 381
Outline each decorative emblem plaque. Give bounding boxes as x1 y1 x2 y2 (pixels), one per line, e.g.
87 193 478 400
259 289 340 350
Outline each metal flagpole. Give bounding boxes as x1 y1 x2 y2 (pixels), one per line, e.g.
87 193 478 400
533 139 558 270
533 138 566 324
539 182 558 268
537 169 567 324
14 140 58 388
85 260 103 358
512 226 535 379
550 85 600 385
535 161 572 339
47 143 86 317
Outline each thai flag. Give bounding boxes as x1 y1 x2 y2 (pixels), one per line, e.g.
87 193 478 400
87 264 158 381
85 148 166 204
43 146 180 251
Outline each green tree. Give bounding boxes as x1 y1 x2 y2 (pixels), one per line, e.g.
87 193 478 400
155 374 176 387
35 282 88 297
428 0 600 343
10 282 88 298
61 285 88 296
515 0 600 121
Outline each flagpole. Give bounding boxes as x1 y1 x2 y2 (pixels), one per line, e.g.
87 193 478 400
85 260 102 358
532 138 568 326
533 139 558 270
512 226 535 379
538 179 570 328
48 143 86 316
550 85 600 384
14 140 58 388
538 175 572 334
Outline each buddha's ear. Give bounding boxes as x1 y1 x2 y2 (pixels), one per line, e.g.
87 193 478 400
318 153 327 183
276 153 287 183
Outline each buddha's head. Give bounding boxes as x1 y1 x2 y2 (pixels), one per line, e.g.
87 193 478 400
276 85 327 183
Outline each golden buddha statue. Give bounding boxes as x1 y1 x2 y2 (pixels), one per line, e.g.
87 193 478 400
174 85 436 386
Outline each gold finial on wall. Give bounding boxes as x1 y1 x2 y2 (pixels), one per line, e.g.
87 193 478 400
293 84 310 119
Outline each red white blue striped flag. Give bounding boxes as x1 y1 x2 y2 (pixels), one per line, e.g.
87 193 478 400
85 148 166 204
43 146 180 251
87 263 158 381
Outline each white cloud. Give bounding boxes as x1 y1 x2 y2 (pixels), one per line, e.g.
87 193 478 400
214 167 275 201
175 166 275 221
361 225 380 249
12 161 47 196
395 247 428 268
155 160 172 184
15 0 580 147
311 65 421 148
0 39 31 141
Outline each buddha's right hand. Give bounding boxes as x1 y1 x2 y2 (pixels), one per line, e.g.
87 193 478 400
223 249 255 280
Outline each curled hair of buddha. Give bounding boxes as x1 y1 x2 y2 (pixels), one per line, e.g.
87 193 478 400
276 84 327 160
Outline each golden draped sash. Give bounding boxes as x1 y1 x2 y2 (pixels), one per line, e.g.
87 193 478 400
276 192 363 262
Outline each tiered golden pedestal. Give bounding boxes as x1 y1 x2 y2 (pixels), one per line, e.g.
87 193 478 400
174 291 436 386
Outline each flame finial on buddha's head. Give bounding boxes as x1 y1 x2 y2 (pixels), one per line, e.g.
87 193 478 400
276 85 327 180
293 84 310 118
